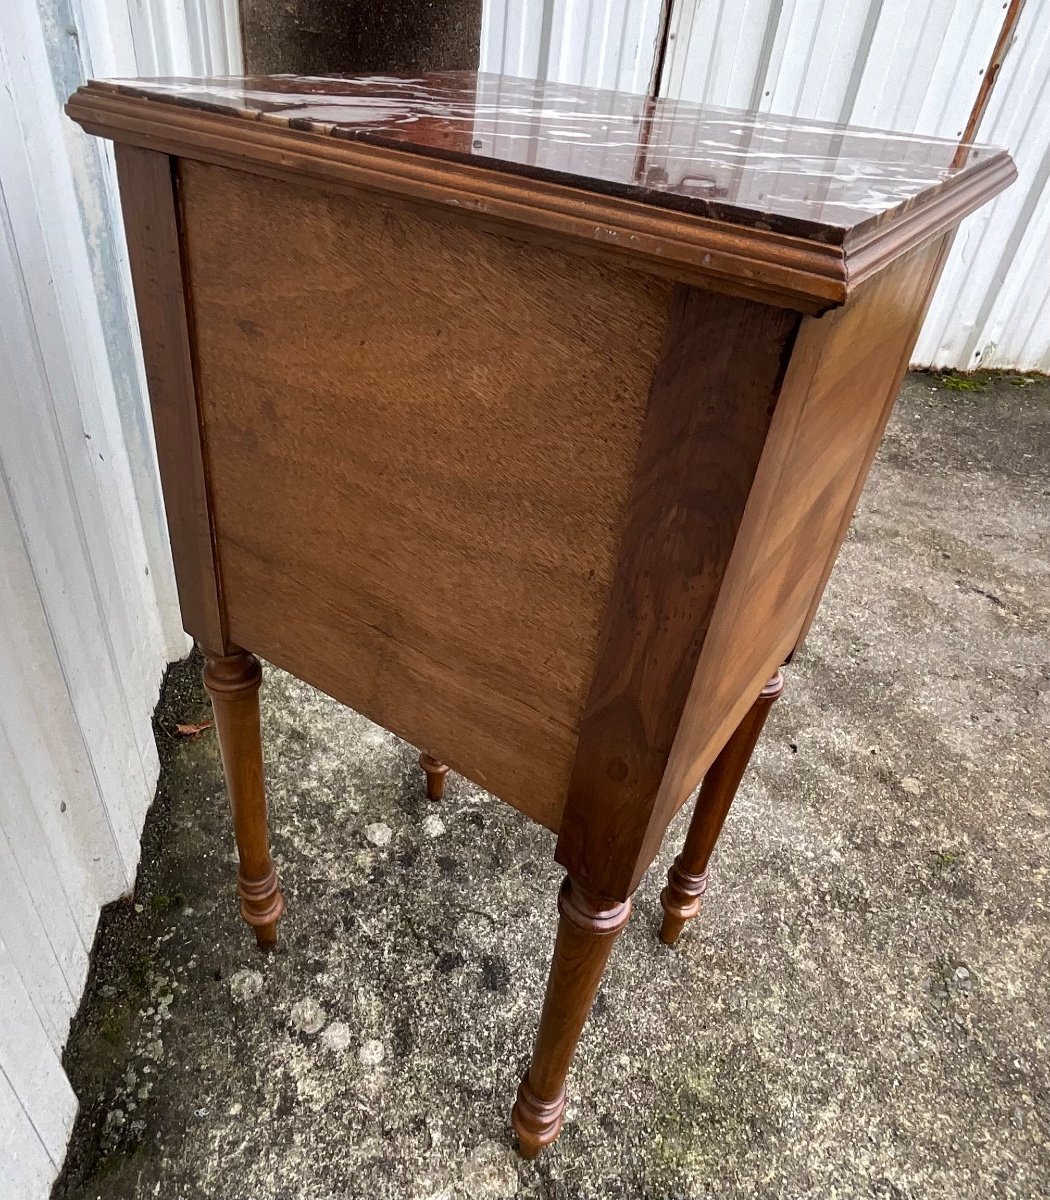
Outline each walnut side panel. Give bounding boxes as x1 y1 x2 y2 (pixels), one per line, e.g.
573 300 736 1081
178 161 673 830
652 235 952 872
556 288 801 898
113 145 227 651
791 232 955 650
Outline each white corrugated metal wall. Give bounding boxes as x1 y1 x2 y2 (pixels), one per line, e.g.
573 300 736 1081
481 0 1050 371
481 0 666 93
919 0 1050 371
0 4 238 1198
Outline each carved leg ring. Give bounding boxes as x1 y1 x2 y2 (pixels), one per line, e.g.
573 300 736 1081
512 876 631 1158
419 751 449 801
660 669 784 946
203 649 285 949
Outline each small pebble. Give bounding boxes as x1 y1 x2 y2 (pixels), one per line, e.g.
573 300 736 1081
364 822 392 847
321 1022 351 1053
953 965 973 992
290 997 327 1035
229 969 264 1003
422 814 445 838
901 777 924 795
358 1038 385 1067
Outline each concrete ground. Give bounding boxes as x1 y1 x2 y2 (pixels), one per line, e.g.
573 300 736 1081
55 372 1049 1200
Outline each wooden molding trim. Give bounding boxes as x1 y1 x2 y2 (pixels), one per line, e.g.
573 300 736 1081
68 85 1013 312
843 153 1015 290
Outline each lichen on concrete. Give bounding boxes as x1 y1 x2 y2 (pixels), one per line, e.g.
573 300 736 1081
55 373 1050 1199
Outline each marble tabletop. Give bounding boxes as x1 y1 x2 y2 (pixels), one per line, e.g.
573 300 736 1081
88 71 1007 243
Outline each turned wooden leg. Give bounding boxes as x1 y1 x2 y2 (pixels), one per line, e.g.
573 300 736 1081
202 648 284 949
419 751 449 801
511 876 631 1158
660 669 785 946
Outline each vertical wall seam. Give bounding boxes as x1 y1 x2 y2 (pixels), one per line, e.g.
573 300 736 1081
748 0 784 112
839 0 884 126
959 135 1050 365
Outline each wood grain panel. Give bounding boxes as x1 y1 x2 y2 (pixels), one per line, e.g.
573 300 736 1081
792 232 955 650
649 236 951 876
556 287 800 897
114 145 228 652
179 161 672 829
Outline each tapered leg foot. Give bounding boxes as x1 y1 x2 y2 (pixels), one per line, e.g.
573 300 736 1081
419 751 449 801
511 876 630 1157
512 1077 565 1160
659 866 708 946
237 862 283 949
659 669 784 946
203 648 284 949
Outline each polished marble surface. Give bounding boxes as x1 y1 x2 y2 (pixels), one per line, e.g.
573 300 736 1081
91 71 1007 242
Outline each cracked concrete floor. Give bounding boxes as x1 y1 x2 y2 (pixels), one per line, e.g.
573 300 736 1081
55 372 1049 1200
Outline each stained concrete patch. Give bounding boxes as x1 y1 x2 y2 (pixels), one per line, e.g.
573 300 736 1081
321 1022 352 1054
55 373 1049 1199
358 1038 386 1068
229 969 264 1003
365 821 394 847
290 998 327 1035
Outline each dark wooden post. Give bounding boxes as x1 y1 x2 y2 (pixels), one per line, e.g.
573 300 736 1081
419 751 450 801
203 649 284 948
659 669 784 945
239 0 482 75
511 877 631 1157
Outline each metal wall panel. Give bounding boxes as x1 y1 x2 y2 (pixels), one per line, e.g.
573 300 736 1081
663 0 1002 136
481 0 1049 370
916 0 1050 371
0 3 238 1197
481 0 665 94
